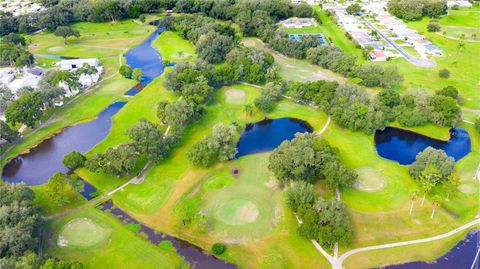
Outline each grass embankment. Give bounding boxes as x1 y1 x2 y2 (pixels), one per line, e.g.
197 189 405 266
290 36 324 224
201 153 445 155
380 7 480 109
47 207 185 269
242 37 347 83
153 31 197 63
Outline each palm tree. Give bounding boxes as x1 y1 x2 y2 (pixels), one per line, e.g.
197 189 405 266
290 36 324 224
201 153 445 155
409 191 418 215
457 42 466 51
444 175 460 201
420 178 434 206
471 33 477 40
431 195 441 219
244 104 253 116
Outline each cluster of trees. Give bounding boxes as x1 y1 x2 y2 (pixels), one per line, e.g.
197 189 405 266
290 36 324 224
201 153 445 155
307 46 403 88
387 0 447 21
3 65 97 128
269 133 357 190
45 172 84 206
187 123 238 167
408 147 456 217
0 184 83 268
0 33 34 67
119 65 143 81
286 181 353 248
1 0 177 36
254 83 285 114
0 120 19 143
284 81 461 134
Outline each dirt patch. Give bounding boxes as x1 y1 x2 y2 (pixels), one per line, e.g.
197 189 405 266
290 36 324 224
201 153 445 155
237 202 259 224
225 89 246 104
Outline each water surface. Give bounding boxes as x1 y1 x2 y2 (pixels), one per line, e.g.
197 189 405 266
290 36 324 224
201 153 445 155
235 117 313 158
383 230 479 269
2 102 126 185
374 127 471 165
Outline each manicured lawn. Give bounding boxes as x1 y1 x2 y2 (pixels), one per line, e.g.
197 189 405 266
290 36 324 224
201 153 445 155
242 37 347 83
47 207 185 269
153 31 197 63
379 7 480 109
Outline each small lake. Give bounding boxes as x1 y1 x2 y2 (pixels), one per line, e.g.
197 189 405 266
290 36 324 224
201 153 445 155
235 118 313 158
383 230 479 269
374 127 471 165
99 200 237 269
2 102 126 185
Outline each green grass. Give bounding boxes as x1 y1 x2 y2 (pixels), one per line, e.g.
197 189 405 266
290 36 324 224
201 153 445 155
47 208 185 269
58 217 112 247
379 7 480 109
242 37 348 83
153 31 197 63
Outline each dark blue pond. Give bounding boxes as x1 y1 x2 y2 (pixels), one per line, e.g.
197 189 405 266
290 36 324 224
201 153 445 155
383 230 480 269
125 27 165 87
2 102 126 185
79 179 97 200
235 118 313 158
374 127 471 165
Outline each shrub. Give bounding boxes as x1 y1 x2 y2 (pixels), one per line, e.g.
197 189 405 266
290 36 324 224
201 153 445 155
427 21 441 32
62 151 86 170
211 243 227 255
119 65 132 78
438 68 450 78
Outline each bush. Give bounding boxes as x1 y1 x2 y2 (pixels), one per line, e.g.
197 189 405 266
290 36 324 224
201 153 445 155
119 65 132 78
62 151 86 170
211 243 227 255
438 68 450 78
427 21 441 32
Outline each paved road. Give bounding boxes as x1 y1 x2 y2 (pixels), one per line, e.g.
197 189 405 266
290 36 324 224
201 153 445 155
360 16 436 68
311 218 480 269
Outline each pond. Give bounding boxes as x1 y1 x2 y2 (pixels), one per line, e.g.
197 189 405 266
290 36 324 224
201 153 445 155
383 230 479 269
235 117 313 158
374 127 471 165
2 102 126 185
2 25 168 185
99 200 237 269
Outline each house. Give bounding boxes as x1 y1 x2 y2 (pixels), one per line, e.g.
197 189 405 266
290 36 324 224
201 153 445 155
424 44 443 55
58 58 100 71
0 68 15 85
282 18 316 28
369 50 387 61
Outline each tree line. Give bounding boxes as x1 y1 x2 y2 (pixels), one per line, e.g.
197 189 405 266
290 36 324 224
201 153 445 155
0 183 83 268
387 0 448 21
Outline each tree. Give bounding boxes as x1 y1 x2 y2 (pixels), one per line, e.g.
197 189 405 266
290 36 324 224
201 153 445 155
62 151 86 170
427 20 441 32
419 174 435 206
292 3 313 18
409 191 418 215
428 95 461 127
211 243 227 255
0 86 13 111
438 68 450 78
436 86 458 99
119 65 132 78
54 26 80 44
410 147 455 182
132 68 143 81
0 120 19 143
5 92 45 128
195 31 234 64
86 143 139 176
76 63 98 85
45 173 82 206
187 123 238 167
430 195 441 219
286 181 317 212
346 3 362 15
52 70 81 95
127 119 170 161
243 104 253 116
254 95 275 115
157 98 196 128
0 183 41 259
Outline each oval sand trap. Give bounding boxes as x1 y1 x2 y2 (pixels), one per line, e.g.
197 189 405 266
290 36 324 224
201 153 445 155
224 89 246 104
354 167 387 192
215 198 259 226
58 217 111 248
